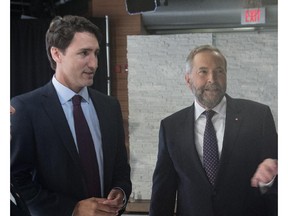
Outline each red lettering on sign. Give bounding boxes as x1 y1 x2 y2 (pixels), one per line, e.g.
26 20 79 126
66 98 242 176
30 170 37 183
245 8 261 22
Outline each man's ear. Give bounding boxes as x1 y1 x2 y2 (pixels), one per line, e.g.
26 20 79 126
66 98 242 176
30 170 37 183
50 47 62 63
185 73 191 86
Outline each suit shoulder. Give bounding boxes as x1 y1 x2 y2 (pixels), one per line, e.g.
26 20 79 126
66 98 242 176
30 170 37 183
232 97 270 110
88 88 120 105
88 88 110 98
162 106 193 123
11 85 47 103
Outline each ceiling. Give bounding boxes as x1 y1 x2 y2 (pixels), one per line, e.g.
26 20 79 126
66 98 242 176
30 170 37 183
141 0 278 34
11 0 278 34
10 0 89 19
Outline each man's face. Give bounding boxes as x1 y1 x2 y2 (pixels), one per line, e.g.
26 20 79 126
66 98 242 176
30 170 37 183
53 32 100 93
185 51 227 109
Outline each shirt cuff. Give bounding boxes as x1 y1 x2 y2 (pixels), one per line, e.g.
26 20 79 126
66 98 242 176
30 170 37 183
113 187 127 206
258 175 276 194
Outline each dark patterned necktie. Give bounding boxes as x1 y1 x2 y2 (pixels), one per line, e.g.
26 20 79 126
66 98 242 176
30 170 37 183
72 95 101 197
203 110 219 186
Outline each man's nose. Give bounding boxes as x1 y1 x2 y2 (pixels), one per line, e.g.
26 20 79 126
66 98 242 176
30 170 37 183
207 71 217 83
88 54 98 70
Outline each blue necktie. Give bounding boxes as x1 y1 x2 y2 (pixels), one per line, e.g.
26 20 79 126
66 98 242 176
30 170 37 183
72 95 101 197
203 110 219 186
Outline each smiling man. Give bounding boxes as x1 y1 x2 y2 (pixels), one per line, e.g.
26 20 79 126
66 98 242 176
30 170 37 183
150 44 278 216
11 15 131 216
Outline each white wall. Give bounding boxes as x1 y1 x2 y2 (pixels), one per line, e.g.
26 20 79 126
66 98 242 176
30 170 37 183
127 31 277 200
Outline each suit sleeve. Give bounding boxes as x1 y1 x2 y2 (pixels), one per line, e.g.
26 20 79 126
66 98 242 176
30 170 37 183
261 106 277 160
150 121 177 216
261 106 278 216
10 96 77 216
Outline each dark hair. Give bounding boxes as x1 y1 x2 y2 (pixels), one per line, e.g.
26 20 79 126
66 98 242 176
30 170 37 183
185 44 227 73
46 15 102 70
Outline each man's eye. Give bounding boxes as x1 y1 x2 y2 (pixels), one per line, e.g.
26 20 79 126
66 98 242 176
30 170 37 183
216 69 225 74
82 51 88 56
79 50 90 56
198 70 207 74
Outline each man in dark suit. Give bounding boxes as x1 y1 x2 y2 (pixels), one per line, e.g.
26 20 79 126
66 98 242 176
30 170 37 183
11 15 131 216
150 45 277 216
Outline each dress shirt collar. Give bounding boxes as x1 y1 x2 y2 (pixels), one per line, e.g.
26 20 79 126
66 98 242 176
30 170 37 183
194 96 227 120
52 76 90 104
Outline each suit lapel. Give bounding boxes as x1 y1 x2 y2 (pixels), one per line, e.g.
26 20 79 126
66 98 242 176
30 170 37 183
88 90 112 168
88 90 105 137
88 90 112 194
182 105 211 185
216 96 243 184
40 82 81 166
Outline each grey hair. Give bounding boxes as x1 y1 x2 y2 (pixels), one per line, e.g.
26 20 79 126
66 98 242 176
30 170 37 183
185 44 227 73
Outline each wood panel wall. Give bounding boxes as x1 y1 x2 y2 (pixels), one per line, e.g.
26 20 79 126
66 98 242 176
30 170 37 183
91 0 143 155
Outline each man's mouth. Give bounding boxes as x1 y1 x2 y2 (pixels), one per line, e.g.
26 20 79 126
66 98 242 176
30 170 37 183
205 88 219 92
83 71 95 76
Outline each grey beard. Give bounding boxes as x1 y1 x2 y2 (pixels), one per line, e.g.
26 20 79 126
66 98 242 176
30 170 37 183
192 85 226 109
197 93 225 109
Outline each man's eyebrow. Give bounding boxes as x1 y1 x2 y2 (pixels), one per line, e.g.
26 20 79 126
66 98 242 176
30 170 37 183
215 66 225 70
78 47 100 53
79 47 93 51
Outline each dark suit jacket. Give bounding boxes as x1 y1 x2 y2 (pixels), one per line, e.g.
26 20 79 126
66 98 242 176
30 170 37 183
10 81 132 216
150 95 277 216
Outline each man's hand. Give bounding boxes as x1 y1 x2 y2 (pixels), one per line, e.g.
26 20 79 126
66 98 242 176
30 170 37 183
251 158 278 187
72 197 118 216
102 188 125 212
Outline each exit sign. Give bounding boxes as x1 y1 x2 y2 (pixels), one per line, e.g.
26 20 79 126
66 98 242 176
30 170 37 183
241 7 265 25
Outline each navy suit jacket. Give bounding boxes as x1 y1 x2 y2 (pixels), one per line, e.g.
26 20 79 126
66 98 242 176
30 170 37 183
150 95 277 216
11 81 132 216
